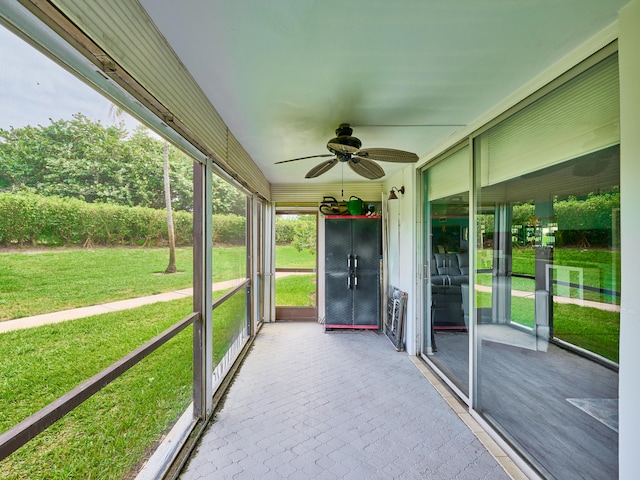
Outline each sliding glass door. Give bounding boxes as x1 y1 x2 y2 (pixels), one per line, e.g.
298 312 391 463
422 51 620 479
473 53 620 479
423 145 470 397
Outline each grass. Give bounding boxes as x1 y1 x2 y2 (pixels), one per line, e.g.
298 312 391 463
0 248 194 321
0 245 316 321
477 247 620 304
275 274 316 306
0 244 263 478
274 244 317 306
212 246 248 283
275 245 316 269
0 243 620 476
0 292 248 479
212 288 250 362
553 303 620 362
0 298 194 479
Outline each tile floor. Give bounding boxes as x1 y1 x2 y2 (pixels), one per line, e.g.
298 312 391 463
179 322 520 479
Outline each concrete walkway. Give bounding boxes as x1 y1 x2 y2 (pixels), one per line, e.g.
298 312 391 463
0 272 312 334
0 278 235 334
179 322 525 479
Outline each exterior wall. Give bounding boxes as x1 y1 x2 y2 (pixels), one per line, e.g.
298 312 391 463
618 1 640 477
384 166 417 354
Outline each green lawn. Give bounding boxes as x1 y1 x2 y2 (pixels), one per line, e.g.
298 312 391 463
274 245 317 306
275 245 316 269
478 247 620 304
0 245 317 321
475 247 620 361
0 245 267 478
0 298 194 479
0 290 248 479
0 244 620 478
0 248 194 321
275 274 316 306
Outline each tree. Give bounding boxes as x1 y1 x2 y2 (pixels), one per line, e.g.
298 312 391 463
0 114 194 211
292 215 316 254
211 176 246 215
163 140 177 273
110 106 178 273
0 115 130 203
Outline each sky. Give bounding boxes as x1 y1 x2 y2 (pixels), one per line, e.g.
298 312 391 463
0 25 141 133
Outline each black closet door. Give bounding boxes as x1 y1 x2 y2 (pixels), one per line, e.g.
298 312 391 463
325 218 353 325
353 271 379 325
352 219 380 326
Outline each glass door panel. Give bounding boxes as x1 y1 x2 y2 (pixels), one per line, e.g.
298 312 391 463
472 55 621 478
423 146 470 396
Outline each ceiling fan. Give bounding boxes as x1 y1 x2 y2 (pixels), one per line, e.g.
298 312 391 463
275 123 419 179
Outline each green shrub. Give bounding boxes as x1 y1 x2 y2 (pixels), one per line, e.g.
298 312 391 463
0 192 193 247
212 214 246 246
292 219 316 254
275 218 296 245
276 216 316 246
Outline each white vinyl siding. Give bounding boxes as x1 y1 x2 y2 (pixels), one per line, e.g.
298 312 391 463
270 182 384 205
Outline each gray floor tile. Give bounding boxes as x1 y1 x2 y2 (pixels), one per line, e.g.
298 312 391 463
179 322 513 479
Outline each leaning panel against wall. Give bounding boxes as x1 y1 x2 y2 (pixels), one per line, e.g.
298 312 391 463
473 52 620 480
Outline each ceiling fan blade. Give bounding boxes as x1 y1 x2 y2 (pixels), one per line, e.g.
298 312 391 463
275 153 333 164
305 158 338 178
357 148 419 163
327 142 359 155
349 157 385 179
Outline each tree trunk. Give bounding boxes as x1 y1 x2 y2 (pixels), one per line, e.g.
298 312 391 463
163 141 177 273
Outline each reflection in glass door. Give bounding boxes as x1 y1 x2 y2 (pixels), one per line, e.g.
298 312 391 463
423 145 470 396
473 53 620 479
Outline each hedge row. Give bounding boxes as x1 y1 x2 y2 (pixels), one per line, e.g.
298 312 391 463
0 193 248 248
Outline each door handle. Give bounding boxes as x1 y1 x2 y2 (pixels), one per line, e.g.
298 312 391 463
353 255 358 289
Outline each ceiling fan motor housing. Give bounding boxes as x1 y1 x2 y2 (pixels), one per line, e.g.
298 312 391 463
327 124 361 158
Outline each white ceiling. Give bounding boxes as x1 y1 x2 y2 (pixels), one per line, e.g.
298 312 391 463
138 0 626 185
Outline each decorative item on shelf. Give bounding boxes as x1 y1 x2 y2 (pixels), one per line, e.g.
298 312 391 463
365 203 377 217
319 196 347 215
388 186 405 200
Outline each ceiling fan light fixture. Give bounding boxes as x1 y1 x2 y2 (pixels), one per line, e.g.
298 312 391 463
388 185 405 200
